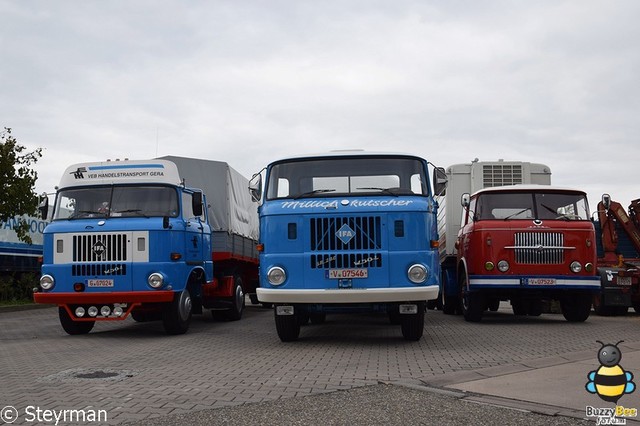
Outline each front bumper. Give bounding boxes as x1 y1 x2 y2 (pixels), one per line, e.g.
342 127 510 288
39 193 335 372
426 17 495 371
468 275 601 290
33 291 175 305
257 286 439 304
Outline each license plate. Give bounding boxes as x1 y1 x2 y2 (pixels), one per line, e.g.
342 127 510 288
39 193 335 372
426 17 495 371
617 276 632 286
87 279 114 288
326 269 368 279
527 278 556 286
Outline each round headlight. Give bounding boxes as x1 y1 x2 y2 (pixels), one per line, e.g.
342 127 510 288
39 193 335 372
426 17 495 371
148 273 164 289
585 263 594 273
497 260 510 272
267 267 286 286
88 306 99 317
100 305 111 317
570 261 582 273
485 262 495 271
40 274 55 291
407 264 428 284
113 306 124 317
75 307 86 318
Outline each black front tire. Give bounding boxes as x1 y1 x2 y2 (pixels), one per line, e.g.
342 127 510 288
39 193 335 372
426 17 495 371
460 273 484 322
59 307 95 335
162 289 192 335
400 304 425 341
274 307 300 342
561 293 592 322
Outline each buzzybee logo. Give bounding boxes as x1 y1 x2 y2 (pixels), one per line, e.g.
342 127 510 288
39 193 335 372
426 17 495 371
585 341 637 424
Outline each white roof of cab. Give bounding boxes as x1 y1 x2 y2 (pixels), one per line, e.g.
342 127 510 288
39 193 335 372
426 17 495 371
471 184 587 197
58 159 182 188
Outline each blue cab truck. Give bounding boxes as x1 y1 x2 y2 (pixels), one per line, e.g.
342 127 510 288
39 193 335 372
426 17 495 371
249 151 443 341
34 157 259 335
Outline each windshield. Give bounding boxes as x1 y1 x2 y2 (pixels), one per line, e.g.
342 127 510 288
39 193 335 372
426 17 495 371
474 191 590 221
266 157 428 200
53 186 179 220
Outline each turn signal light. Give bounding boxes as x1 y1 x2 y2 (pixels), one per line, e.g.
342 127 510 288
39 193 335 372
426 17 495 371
256 244 264 252
170 252 182 261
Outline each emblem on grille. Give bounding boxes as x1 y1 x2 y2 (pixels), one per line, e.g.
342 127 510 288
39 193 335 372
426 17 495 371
336 224 355 244
92 241 107 258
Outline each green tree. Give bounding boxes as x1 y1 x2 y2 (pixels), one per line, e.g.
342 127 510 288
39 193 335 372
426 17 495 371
0 128 43 244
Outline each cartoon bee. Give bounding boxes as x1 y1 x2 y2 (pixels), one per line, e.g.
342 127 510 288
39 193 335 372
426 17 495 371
586 340 636 403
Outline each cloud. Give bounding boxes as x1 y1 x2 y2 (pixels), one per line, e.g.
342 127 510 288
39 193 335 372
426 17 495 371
1 0 639 211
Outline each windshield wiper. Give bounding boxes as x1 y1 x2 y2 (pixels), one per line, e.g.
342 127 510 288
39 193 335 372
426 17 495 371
293 189 336 199
356 187 399 197
116 209 149 218
70 210 107 219
504 208 530 220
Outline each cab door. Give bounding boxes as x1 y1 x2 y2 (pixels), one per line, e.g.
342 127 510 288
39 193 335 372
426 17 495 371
182 191 206 265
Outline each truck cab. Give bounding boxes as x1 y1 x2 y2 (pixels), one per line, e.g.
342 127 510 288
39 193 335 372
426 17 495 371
453 185 600 322
34 159 212 335
250 151 441 341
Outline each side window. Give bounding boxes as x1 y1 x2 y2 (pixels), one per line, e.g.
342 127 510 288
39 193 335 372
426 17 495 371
277 178 290 198
410 174 424 194
182 192 194 220
466 198 477 225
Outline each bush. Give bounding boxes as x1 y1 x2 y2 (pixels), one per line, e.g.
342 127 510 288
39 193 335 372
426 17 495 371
0 272 38 303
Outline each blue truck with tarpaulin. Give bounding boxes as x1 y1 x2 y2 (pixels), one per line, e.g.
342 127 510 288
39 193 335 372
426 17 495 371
33 157 259 335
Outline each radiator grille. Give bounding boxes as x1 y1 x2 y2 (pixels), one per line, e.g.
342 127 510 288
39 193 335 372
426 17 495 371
72 263 127 276
72 234 128 262
512 232 564 264
310 216 382 251
311 253 382 269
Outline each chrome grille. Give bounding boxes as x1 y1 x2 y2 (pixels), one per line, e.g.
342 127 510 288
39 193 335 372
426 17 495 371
311 253 382 269
72 234 128 262
310 216 382 251
511 232 565 264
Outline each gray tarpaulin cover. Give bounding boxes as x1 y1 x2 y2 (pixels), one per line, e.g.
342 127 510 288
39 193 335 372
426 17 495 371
159 156 258 240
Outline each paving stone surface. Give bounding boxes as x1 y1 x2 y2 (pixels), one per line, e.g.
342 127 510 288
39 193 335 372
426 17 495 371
1 304 639 424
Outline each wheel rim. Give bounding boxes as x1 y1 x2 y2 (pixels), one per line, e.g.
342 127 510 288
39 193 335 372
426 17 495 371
235 284 244 312
179 290 192 321
460 276 469 312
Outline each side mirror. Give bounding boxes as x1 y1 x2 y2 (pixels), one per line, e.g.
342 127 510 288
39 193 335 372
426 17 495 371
433 167 447 196
602 193 611 210
461 193 470 208
249 173 262 203
192 191 204 217
38 193 49 220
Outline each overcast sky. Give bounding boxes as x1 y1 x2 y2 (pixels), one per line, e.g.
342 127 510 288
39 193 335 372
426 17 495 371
2 1 639 212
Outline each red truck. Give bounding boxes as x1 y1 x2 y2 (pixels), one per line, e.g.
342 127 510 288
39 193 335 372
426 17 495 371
592 194 640 315
438 160 601 322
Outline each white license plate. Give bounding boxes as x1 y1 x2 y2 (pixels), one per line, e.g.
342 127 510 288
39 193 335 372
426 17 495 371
617 276 632 286
326 269 368 279
87 279 114 288
527 278 556 286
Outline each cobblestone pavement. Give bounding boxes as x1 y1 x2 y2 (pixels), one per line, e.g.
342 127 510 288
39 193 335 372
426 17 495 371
1 304 639 424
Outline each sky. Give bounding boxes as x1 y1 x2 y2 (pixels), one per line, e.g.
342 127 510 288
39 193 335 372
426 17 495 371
2 0 639 214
